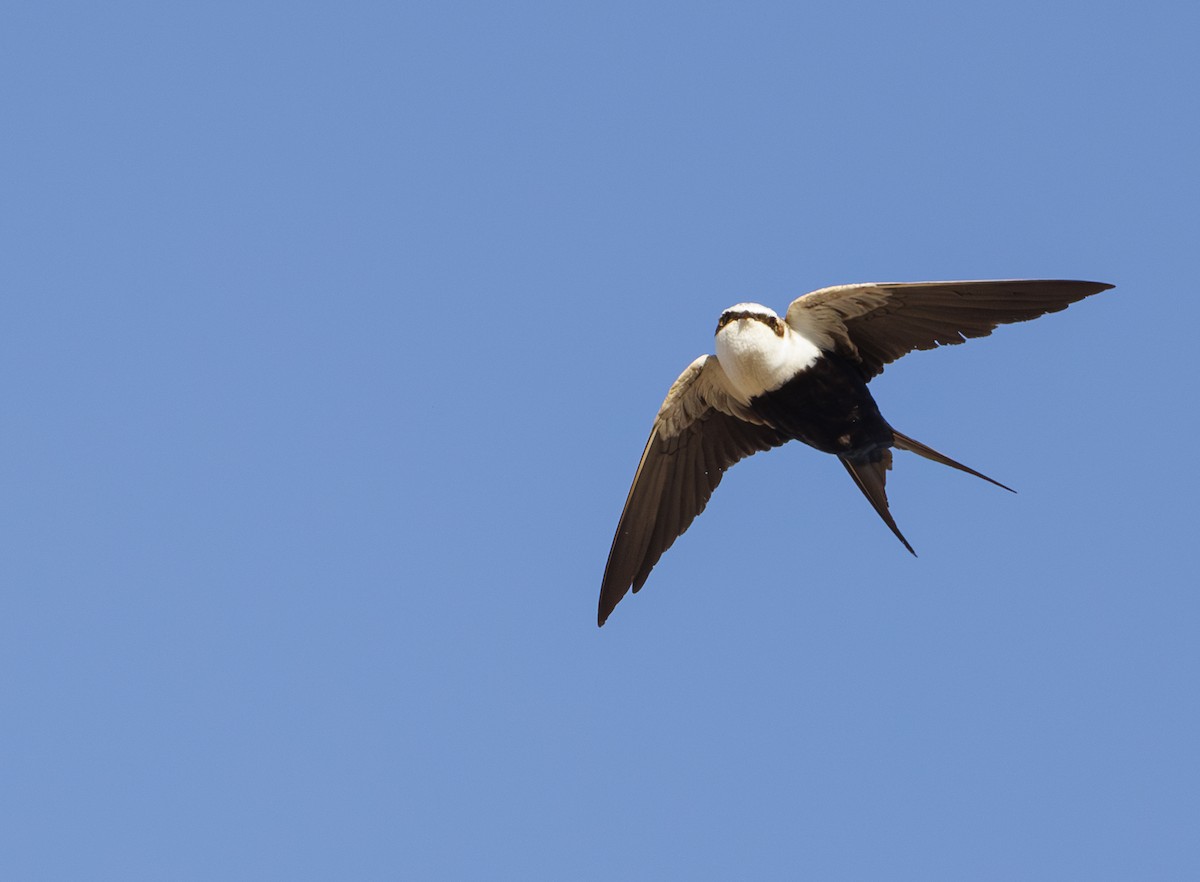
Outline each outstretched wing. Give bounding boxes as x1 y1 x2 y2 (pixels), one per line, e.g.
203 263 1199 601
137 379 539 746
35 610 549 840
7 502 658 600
784 279 1113 379
598 355 787 626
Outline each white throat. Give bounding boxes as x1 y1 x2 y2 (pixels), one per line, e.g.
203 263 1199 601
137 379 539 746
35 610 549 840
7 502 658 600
714 309 821 401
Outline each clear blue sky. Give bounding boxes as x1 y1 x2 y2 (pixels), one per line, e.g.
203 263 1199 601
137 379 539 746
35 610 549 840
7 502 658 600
2 2 1197 879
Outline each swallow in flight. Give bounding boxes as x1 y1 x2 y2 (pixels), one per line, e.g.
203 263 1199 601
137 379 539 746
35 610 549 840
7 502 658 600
598 278 1112 626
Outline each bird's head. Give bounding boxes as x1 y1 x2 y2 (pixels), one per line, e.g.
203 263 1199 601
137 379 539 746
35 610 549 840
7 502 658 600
714 301 820 400
715 303 787 338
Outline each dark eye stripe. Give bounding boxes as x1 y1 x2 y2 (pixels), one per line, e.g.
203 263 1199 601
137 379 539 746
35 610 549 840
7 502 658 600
715 311 785 337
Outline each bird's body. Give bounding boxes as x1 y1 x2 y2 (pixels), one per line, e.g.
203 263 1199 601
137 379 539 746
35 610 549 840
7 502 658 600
716 304 888 456
598 279 1113 626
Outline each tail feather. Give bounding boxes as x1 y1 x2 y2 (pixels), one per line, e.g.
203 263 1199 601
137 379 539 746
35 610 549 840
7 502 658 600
840 452 917 556
892 430 1015 493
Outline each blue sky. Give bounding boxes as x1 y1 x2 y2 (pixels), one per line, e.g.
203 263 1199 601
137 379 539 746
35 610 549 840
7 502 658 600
2 1 1198 878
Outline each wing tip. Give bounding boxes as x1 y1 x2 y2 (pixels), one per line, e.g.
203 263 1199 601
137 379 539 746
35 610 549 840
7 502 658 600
596 585 622 628
1065 279 1115 296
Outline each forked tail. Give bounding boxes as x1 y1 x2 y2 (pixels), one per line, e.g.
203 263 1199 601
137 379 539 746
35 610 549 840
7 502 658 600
892 430 1015 493
840 431 1013 556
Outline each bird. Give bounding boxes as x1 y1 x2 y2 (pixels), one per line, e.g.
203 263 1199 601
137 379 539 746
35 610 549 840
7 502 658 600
598 278 1113 626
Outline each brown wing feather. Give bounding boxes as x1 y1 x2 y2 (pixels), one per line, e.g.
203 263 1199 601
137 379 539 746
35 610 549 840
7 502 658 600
599 360 787 626
786 280 1113 378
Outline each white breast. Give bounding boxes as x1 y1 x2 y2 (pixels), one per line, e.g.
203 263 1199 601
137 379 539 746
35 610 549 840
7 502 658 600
715 316 822 401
